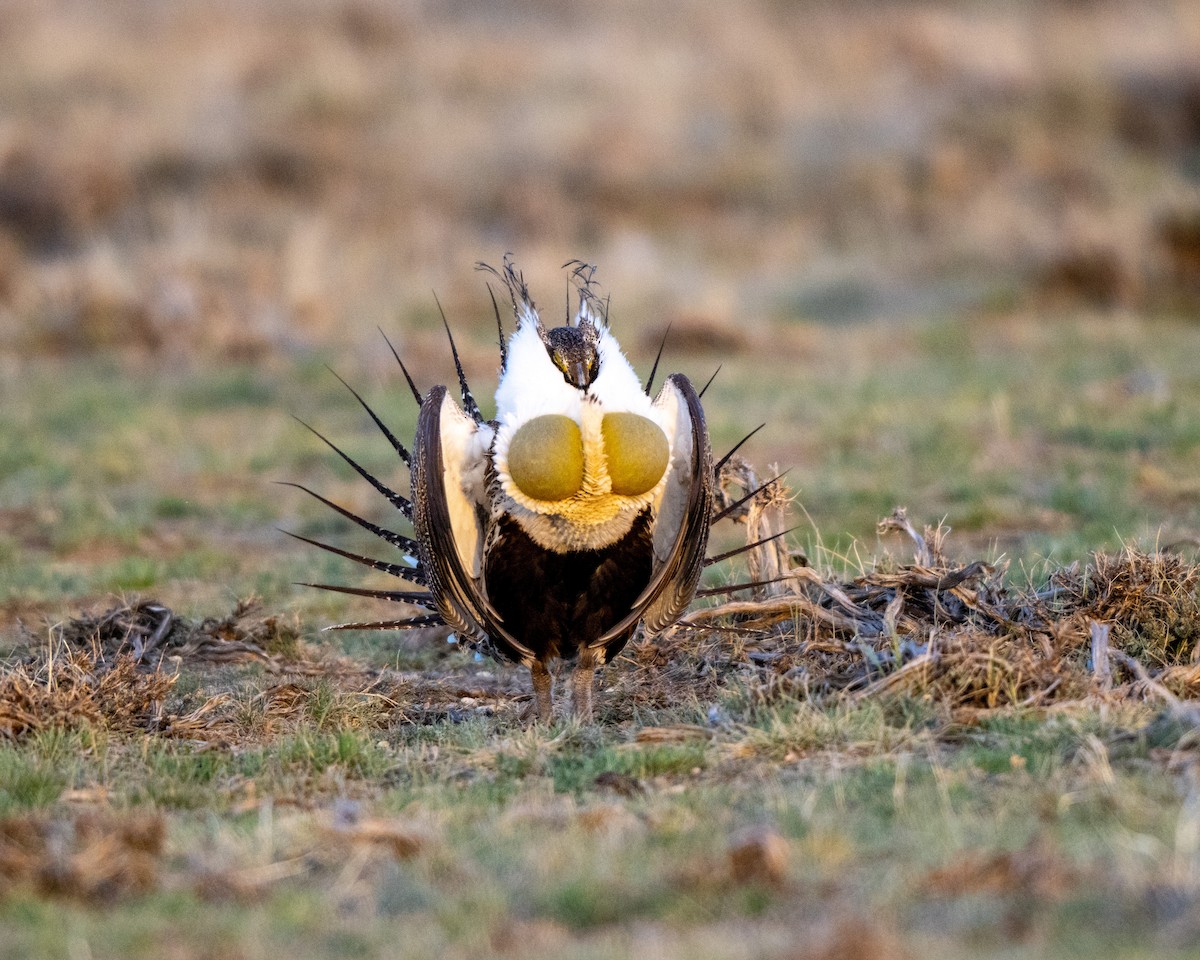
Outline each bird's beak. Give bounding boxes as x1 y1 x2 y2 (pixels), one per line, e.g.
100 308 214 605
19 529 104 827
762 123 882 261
568 360 591 390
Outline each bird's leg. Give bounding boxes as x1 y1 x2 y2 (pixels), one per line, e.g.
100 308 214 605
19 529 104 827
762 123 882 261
531 660 553 723
571 649 597 723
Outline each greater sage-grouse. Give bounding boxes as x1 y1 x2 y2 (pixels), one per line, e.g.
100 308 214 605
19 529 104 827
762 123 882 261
290 260 773 722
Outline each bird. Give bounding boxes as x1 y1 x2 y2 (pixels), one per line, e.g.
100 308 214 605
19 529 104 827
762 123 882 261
286 258 780 723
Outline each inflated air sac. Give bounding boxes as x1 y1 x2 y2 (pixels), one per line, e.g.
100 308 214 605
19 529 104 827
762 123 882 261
602 412 669 496
508 414 585 502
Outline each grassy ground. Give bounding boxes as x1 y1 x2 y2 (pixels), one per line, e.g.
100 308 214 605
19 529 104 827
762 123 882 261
4 0 1200 956
4 309 1200 628
3 308 1200 959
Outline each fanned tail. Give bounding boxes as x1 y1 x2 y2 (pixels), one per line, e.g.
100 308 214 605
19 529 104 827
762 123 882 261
713 423 765 476
704 526 798 568
477 255 538 329
644 322 672 395
711 473 786 524
487 283 508 371
296 581 437 608
695 575 797 598
324 613 445 632
276 482 420 558
326 366 411 465
379 327 424 405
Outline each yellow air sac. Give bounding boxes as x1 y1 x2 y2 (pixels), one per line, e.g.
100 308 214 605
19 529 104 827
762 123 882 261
508 414 585 502
602 412 669 496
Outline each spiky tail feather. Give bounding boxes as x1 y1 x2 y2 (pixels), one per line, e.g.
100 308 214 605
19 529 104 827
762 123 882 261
281 530 424 584
293 417 413 520
433 292 484 424
296 581 437 608
325 366 411 465
711 473 786 524
324 613 445 632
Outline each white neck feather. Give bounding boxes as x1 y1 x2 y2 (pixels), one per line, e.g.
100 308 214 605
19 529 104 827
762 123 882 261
490 304 671 550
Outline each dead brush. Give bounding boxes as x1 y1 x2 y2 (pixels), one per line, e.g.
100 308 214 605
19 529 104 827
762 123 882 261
47 596 302 667
0 637 230 742
1043 548 1200 667
669 477 1200 713
0 645 174 740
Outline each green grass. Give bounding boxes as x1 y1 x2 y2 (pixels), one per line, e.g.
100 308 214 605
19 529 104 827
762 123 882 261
0 750 70 814
713 315 1200 566
0 681 1197 959
1 703 1194 959
4 0 1200 951
3 310 1200 958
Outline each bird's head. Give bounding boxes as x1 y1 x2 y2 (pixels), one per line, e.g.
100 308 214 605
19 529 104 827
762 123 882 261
539 320 601 392
490 260 672 543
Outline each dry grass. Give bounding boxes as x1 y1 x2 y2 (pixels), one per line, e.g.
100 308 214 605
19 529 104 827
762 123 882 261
0 597 311 742
0 534 1197 956
14 489 1199 740
0 649 181 740
671 496 1200 715
0 809 165 903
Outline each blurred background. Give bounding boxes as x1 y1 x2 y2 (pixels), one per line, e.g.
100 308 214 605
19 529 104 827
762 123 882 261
2 0 1200 627
1 0 1198 356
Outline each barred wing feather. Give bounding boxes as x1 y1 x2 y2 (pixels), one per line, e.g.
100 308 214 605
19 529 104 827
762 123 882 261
590 373 713 649
411 385 535 662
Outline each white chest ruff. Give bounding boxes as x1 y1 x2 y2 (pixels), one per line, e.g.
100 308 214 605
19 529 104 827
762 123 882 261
502 498 644 552
493 402 672 551
493 390 677 553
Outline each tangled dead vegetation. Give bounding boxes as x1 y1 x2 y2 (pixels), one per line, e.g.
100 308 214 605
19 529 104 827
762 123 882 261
0 597 304 741
0 597 532 741
660 473 1200 714
45 596 302 667
0 648 231 742
4 486 1199 733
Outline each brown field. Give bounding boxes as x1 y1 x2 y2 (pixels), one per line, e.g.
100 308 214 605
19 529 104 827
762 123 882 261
3 1 1200 958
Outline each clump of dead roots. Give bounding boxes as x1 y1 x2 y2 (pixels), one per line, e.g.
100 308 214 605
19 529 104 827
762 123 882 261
45 596 301 667
0 597 299 741
650 462 1200 713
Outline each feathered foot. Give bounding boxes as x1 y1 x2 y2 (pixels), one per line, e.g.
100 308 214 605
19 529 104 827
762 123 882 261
531 661 553 724
571 650 597 723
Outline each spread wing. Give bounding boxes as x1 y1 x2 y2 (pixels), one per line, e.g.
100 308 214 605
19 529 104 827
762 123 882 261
590 373 713 650
411 385 535 662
